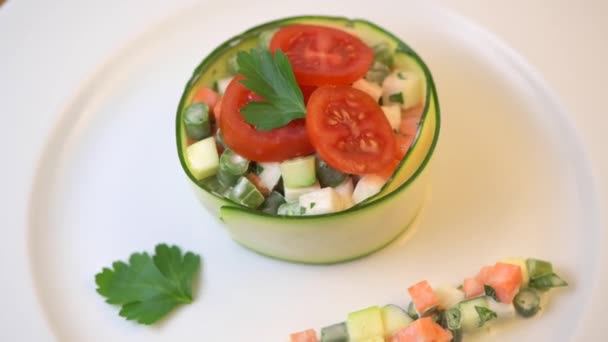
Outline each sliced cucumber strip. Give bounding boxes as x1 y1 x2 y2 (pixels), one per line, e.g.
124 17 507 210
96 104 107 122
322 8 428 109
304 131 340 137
513 288 541 318
529 273 568 289
259 191 286 215
228 176 264 209
316 158 347 187
320 322 348 342
183 103 211 140
381 304 413 337
526 258 554 280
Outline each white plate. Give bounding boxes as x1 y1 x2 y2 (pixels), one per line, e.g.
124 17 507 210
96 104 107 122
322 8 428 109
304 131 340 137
1 1 604 341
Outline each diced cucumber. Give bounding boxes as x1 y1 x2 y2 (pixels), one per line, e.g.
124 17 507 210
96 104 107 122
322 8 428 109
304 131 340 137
501 257 530 287
320 322 348 342
228 176 264 209
352 78 383 102
488 299 516 319
435 286 465 309
186 136 219 180
406 301 418 320
526 258 553 280
257 28 278 49
381 304 413 337
365 61 391 85
372 42 394 68
217 149 250 187
277 201 306 216
199 176 227 197
352 175 386 204
259 191 286 215
183 103 211 140
284 182 321 202
458 297 490 332
316 158 347 187
381 105 401 131
299 188 344 215
216 77 233 95
347 306 385 342
382 70 423 110
256 162 282 191
529 273 568 289
281 155 316 188
513 288 541 317
333 177 354 210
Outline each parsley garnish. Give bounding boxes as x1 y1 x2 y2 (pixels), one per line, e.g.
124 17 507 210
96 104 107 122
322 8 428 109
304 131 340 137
236 49 306 130
389 92 404 104
484 285 499 301
253 163 265 175
475 306 497 327
95 244 201 325
310 202 316 209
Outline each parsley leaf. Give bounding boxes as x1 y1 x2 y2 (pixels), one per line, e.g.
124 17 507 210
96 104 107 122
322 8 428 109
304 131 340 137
389 92 404 104
95 244 201 325
236 49 306 130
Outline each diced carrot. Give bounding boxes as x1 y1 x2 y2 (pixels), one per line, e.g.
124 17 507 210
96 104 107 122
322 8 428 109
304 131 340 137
192 87 220 109
290 329 318 342
463 277 484 298
246 173 270 196
484 262 523 303
390 317 453 342
213 97 223 122
408 280 440 314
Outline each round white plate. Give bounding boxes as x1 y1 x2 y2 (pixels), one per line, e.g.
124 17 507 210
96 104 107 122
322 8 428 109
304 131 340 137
3 1 604 341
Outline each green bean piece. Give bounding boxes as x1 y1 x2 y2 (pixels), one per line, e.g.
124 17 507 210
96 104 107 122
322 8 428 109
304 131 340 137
513 288 541 317
228 176 265 209
372 42 394 67
526 258 554 280
183 103 211 140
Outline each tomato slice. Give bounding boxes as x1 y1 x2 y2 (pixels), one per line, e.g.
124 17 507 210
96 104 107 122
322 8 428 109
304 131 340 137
219 75 314 162
306 85 397 174
270 24 374 86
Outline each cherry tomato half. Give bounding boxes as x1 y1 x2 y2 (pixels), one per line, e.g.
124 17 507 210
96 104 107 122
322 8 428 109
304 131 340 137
270 24 374 86
219 75 315 162
306 85 397 174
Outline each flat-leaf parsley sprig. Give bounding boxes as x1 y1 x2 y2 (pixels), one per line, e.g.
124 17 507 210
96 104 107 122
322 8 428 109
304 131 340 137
95 244 201 325
236 49 306 130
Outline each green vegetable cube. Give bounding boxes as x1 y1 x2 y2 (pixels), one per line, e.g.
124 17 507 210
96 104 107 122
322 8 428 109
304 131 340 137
526 258 553 280
347 306 385 342
320 322 348 342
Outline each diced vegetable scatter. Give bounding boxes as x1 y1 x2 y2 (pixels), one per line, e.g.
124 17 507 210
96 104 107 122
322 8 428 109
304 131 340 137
183 22 425 216
289 257 568 341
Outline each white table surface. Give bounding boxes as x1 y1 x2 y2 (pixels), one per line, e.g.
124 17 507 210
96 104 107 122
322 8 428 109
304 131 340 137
1 0 606 340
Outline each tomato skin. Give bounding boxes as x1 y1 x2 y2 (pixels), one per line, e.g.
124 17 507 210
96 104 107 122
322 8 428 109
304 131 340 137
270 24 374 86
306 85 397 174
219 76 314 162
408 280 440 314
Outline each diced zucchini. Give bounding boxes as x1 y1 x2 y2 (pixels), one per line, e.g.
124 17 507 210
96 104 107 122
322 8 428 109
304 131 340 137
259 191 286 215
257 28 278 49
281 155 316 188
284 182 321 202
435 286 465 309
488 299 516 319
216 77 233 95
316 158 347 187
352 175 386 204
529 273 568 289
256 162 282 191
183 103 211 140
217 149 250 187
365 61 391 85
320 322 348 342
381 105 401 131
228 176 264 209
299 188 343 216
382 70 423 110
501 257 530 287
347 306 385 342
333 177 354 210
513 288 541 317
186 136 219 180
526 258 553 280
381 304 413 337
458 297 490 332
352 78 383 102
277 201 306 216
